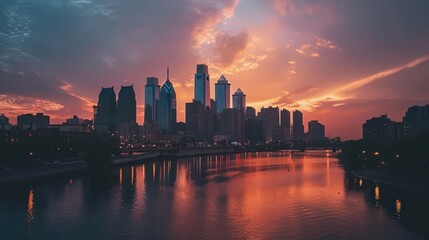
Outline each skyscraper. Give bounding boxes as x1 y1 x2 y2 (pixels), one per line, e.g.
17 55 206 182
281 109 291 141
159 68 177 132
232 88 246 112
308 120 325 140
194 64 210 108
260 106 279 141
292 110 304 141
95 87 117 130
144 77 160 123
215 75 230 113
117 85 136 123
246 107 256 119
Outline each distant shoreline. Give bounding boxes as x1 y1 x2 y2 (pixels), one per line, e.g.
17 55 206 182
351 169 429 195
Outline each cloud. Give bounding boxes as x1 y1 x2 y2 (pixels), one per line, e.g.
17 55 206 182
336 55 429 94
274 0 328 17
212 31 249 67
0 94 64 114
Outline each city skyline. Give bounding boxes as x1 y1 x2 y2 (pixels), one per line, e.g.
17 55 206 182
1 1 429 139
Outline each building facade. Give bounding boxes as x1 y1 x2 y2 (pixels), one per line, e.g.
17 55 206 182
159 68 177 132
94 87 117 131
292 110 304 141
232 88 246 112
214 75 230 113
308 120 325 140
144 77 160 123
117 85 137 123
194 64 210 108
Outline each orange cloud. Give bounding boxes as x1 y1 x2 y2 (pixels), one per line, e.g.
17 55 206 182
0 94 64 118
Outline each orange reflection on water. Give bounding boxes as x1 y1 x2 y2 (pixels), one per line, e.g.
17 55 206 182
119 168 123 185
375 185 380 203
131 166 135 184
27 189 34 222
396 199 401 217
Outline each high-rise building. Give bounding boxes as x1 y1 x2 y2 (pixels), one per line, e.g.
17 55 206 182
246 107 256 119
144 77 160 123
215 75 230 113
0 114 11 131
219 108 245 143
232 88 246 112
281 109 291 141
17 113 50 129
292 110 304 141
159 68 177 132
363 115 402 141
117 85 137 123
185 100 206 139
403 105 429 137
308 120 325 140
95 87 117 130
260 106 279 141
194 64 210 108
0 114 10 125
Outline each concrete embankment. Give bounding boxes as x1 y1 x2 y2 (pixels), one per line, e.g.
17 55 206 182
0 161 88 184
352 169 429 195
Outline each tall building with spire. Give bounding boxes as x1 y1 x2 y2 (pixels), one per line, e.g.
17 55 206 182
159 67 177 132
117 85 136 123
194 64 210 108
232 88 246 112
214 74 230 113
145 77 160 123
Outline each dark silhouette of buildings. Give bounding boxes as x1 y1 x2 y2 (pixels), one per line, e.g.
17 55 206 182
246 107 256 119
185 100 206 140
363 115 396 141
308 120 325 140
17 113 50 130
215 75 230 113
159 68 177 133
281 109 291 141
0 114 11 131
403 105 429 137
194 64 210 108
0 114 10 125
94 87 117 131
218 108 245 143
118 85 137 123
259 106 279 141
292 110 304 141
144 77 160 123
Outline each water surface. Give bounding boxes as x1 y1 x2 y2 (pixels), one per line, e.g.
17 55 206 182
1 151 428 239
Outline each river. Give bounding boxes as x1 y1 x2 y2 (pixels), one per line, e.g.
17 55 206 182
1 151 428 239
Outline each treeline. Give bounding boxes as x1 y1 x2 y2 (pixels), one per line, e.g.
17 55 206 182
340 134 429 181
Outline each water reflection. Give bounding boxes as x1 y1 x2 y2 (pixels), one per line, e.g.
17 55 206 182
375 185 380 205
1 152 428 239
27 188 34 222
396 199 401 218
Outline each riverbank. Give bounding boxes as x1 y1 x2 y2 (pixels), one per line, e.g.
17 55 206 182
1 148 337 184
351 169 429 195
0 161 88 184
0 147 248 184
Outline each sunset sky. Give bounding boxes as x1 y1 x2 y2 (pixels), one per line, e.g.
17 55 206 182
1 0 429 139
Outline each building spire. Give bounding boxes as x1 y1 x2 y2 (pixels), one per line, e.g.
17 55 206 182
167 66 170 81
